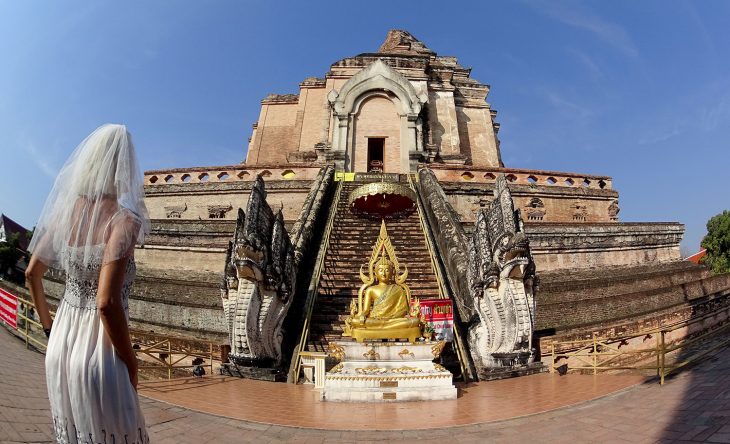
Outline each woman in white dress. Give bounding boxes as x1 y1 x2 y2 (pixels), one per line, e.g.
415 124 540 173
25 124 151 444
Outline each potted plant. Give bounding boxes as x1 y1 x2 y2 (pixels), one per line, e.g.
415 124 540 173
422 325 435 341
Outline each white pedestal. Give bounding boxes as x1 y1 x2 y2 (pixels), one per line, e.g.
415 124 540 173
298 351 327 389
322 341 457 402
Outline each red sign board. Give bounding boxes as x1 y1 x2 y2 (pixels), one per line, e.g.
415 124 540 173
419 299 454 341
0 288 18 329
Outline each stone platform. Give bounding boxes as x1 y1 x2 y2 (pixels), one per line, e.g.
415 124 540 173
219 362 287 382
323 341 457 402
479 362 547 381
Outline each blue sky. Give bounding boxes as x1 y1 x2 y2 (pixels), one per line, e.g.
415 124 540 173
1 1 728 255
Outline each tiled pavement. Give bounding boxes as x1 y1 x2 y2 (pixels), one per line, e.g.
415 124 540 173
137 371 647 430
2 326 730 443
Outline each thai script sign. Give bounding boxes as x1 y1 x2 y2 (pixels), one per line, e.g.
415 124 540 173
0 288 18 329
354 172 400 182
419 299 454 341
334 172 356 182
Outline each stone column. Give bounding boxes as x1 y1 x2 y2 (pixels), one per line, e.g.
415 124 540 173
331 114 349 171
402 113 419 172
338 115 350 171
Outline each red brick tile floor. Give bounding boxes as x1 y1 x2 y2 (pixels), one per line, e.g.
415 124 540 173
2 325 730 443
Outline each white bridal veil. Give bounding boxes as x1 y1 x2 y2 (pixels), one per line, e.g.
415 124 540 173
28 124 150 270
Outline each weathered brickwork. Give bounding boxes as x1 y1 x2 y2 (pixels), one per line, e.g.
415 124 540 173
143 178 315 222
535 262 730 333
0 272 227 343
136 247 226 273
249 104 299 165
144 164 323 186
524 222 683 270
443 181 617 224
457 106 501 167
129 270 226 341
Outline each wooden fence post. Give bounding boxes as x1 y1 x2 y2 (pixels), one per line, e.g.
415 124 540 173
550 342 555 374
209 343 214 376
24 304 29 350
655 332 660 378
592 332 598 375
659 330 666 385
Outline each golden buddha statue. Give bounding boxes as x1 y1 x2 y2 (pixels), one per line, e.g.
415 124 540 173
343 221 423 342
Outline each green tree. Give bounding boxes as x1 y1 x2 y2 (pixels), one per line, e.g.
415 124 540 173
0 232 22 279
700 210 730 274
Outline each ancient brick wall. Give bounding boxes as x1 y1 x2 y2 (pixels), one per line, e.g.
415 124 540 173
145 165 323 186
0 272 226 343
143 177 316 223
139 175 320 281
535 262 730 333
128 270 226 341
428 91 461 156
243 32 506 172
34 269 227 342
525 222 684 270
441 180 618 224
247 102 299 165
297 85 328 154
456 106 500 167
135 248 226 274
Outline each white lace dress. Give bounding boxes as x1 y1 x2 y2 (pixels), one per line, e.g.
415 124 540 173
46 246 149 444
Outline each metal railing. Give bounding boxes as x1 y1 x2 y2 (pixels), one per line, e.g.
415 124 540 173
288 180 343 382
11 295 219 380
548 304 730 384
131 330 217 380
408 173 475 381
15 297 55 352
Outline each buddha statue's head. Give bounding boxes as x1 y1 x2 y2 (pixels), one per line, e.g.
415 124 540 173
374 257 395 284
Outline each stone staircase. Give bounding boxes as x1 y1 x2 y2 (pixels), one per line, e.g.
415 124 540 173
306 179 441 352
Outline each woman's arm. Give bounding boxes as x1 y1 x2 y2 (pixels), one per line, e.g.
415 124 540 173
25 256 53 333
97 255 138 389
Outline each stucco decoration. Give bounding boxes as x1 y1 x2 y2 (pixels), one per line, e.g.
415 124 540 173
327 59 428 172
220 167 334 368
417 168 538 376
608 199 620 222
164 203 187 218
220 176 292 367
328 59 427 117
467 174 538 369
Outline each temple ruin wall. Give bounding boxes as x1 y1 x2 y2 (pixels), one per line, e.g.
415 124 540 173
145 164 322 186
143 173 317 223
441 182 618 224
456 106 501 167
536 266 730 337
135 247 225 273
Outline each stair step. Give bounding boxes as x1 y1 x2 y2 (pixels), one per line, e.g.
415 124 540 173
306 181 442 350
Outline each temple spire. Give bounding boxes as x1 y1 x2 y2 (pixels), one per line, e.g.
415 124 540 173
378 29 435 55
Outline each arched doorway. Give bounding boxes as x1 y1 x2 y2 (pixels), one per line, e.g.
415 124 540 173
327 59 428 173
350 93 401 173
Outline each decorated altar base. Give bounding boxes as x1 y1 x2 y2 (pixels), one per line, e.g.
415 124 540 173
323 341 457 402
